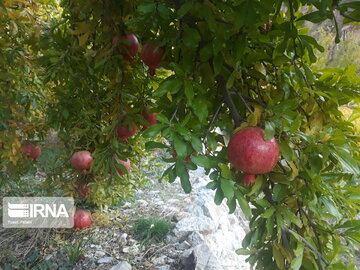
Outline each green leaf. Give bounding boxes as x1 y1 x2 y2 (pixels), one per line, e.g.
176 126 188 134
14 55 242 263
177 1 193 18
236 248 255 255
184 81 194 103
273 184 287 202
138 3 156 14
221 178 234 200
213 54 223 75
227 197 236 214
176 161 191 193
142 124 167 138
145 141 168 150
279 140 294 161
329 147 360 175
273 244 285 270
168 167 177 183
183 26 201 48
173 136 187 158
236 191 252 220
190 136 202 152
206 181 218 190
219 163 232 179
290 242 304 270
191 155 219 169
297 10 328 23
264 121 276 140
214 187 225 205
154 78 183 97
192 98 208 123
263 207 276 218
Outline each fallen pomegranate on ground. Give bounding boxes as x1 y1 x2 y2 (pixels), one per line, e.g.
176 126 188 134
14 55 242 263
115 158 131 175
71 151 93 173
73 210 92 229
112 33 139 60
242 174 256 186
227 127 279 174
141 42 165 75
141 107 157 131
22 143 41 161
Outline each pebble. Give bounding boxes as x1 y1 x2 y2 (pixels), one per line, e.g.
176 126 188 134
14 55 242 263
152 255 167 265
156 266 170 270
110 261 132 270
97 256 114 264
122 245 139 255
94 250 106 257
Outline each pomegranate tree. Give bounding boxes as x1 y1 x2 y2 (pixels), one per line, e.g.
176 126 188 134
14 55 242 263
113 33 139 60
115 158 131 175
141 107 157 131
227 127 279 174
71 151 93 173
22 144 41 161
141 42 165 75
73 210 92 229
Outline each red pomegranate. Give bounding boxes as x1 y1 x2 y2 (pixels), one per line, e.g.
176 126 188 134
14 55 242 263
117 122 137 140
71 151 93 173
76 181 91 199
242 174 256 186
227 127 279 174
141 107 157 131
115 158 131 175
22 144 41 161
141 42 165 75
113 33 139 60
73 210 92 229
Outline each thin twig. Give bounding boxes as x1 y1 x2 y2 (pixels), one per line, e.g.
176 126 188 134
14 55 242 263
207 103 223 133
340 11 360 22
216 76 243 127
169 106 179 125
283 228 329 269
234 89 253 113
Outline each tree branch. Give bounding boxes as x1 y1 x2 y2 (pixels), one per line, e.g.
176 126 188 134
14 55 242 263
340 11 360 22
283 228 329 270
216 76 243 127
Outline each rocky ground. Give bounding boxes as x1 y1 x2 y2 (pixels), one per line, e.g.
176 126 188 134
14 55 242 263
1 168 250 270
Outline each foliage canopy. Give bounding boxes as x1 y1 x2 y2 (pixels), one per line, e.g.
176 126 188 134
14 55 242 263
1 0 360 269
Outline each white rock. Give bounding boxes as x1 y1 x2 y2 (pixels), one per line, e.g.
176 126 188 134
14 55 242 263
152 255 167 265
120 233 128 244
94 250 106 257
97 256 114 264
156 266 170 270
137 199 149 207
110 261 132 270
122 245 139 255
175 216 215 235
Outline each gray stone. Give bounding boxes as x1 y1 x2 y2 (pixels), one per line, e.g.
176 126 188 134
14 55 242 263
97 256 114 264
94 250 106 257
122 245 139 255
110 261 132 270
156 266 171 270
120 233 128 245
175 216 215 235
137 199 148 207
152 255 167 265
